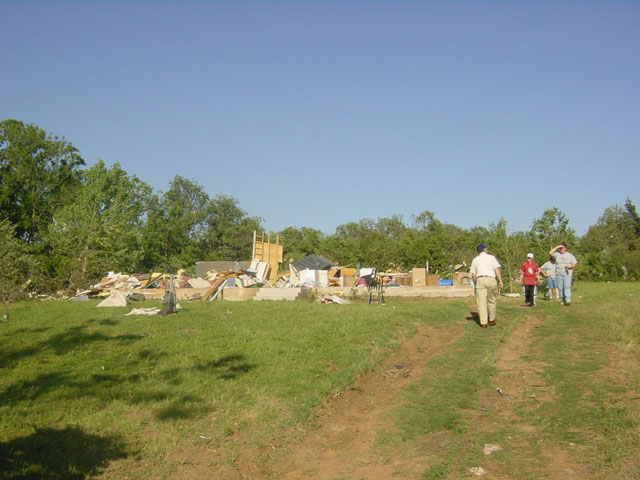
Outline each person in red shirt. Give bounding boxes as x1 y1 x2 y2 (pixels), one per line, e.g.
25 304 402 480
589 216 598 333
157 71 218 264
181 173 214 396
519 253 540 307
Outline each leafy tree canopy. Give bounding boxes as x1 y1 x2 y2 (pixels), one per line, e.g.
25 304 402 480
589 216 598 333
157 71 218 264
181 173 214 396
46 161 152 289
0 119 84 243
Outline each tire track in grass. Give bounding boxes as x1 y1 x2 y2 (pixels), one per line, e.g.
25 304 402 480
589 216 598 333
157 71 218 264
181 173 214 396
268 321 467 480
466 313 589 480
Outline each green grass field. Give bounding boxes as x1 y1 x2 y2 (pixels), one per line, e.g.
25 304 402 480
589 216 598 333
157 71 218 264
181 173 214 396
1 282 638 479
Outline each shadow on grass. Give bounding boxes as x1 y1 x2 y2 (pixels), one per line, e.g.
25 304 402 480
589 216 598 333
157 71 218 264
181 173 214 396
155 403 196 421
0 345 41 369
1 372 71 405
0 426 128 480
99 319 119 326
0 325 143 368
198 353 257 380
1 371 138 406
138 348 167 361
159 353 257 383
3 326 52 336
466 312 480 326
154 394 209 421
45 327 143 354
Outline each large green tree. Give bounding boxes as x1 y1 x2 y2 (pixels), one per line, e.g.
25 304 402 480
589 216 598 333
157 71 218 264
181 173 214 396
0 119 84 243
201 195 262 261
142 176 209 272
277 226 324 264
327 217 404 269
528 207 577 257
46 161 152 290
402 211 474 274
579 198 640 281
142 177 262 272
0 219 41 313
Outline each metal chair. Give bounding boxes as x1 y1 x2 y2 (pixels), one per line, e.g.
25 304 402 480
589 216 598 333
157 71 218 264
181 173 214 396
363 269 385 304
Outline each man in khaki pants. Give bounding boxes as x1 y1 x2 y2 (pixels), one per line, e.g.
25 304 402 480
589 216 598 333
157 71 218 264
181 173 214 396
471 244 504 328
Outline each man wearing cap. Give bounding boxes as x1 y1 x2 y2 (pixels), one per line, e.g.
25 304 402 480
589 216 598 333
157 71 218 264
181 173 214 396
549 242 578 305
470 244 504 328
519 253 540 307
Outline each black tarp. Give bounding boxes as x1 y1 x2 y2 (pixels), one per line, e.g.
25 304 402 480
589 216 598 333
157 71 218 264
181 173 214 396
291 254 333 271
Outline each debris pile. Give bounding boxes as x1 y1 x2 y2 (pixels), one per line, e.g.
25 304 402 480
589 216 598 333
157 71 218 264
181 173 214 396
72 264 274 303
67 232 473 306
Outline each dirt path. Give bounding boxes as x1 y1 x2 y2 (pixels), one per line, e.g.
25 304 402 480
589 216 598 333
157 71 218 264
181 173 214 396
464 312 588 479
175 310 593 479
267 322 466 479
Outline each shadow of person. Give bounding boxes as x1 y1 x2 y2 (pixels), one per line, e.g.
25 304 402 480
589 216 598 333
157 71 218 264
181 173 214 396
466 312 480 326
0 426 128 479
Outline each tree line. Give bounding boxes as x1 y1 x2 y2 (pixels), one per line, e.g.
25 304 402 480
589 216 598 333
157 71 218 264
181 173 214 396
1 119 639 301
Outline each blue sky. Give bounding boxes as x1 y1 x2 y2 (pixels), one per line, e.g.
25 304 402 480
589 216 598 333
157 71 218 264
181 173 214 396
2 1 638 236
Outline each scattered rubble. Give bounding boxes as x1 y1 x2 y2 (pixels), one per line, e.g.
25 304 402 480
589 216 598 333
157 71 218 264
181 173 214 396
125 308 162 316
68 233 473 305
69 260 472 305
96 290 128 307
469 466 487 476
483 444 503 455
317 294 351 305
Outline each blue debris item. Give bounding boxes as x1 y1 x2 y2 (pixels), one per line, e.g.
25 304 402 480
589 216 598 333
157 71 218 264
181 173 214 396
439 279 453 286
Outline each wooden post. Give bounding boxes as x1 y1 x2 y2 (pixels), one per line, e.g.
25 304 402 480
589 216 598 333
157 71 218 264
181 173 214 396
252 231 256 260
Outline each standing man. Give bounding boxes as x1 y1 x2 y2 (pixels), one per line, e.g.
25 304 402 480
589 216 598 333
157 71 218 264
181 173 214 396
519 253 539 307
471 244 504 328
549 242 578 305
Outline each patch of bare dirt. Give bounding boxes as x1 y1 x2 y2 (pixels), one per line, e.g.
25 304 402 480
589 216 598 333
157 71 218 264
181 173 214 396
266 322 466 480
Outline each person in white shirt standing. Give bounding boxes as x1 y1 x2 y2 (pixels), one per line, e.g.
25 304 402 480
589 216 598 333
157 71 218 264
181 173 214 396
470 244 504 328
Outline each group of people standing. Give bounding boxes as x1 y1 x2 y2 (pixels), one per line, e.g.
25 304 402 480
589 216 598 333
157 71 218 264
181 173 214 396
470 242 578 328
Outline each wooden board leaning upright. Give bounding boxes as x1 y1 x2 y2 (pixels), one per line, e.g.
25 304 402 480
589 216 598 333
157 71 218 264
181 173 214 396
252 231 283 283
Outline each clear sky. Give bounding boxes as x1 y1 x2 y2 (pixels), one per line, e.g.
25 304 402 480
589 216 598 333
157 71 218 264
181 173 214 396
2 1 638 236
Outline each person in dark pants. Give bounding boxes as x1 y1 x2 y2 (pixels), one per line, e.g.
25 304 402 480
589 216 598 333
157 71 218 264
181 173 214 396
519 253 539 307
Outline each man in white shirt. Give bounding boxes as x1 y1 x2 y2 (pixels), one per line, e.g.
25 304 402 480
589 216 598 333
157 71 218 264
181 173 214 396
470 244 504 328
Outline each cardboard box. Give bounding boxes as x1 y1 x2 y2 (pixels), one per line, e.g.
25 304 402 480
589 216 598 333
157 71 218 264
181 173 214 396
412 268 426 286
452 272 472 286
393 274 412 286
412 269 440 286
343 277 357 287
426 274 439 286
340 267 357 278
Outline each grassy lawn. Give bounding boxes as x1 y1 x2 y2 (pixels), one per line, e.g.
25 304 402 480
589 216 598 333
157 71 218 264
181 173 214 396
388 282 640 479
0 295 458 479
1 282 638 479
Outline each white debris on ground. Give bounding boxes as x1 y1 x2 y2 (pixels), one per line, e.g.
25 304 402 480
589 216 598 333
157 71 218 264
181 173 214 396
317 294 351 305
125 308 162 316
96 290 128 307
469 466 487 476
484 444 503 455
